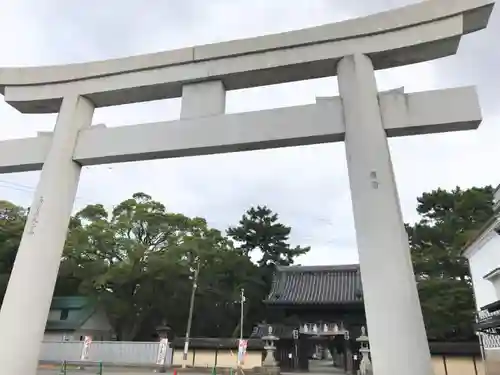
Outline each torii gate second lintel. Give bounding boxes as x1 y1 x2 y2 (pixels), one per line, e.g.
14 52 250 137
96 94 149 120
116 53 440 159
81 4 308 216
0 85 482 173
0 1 494 375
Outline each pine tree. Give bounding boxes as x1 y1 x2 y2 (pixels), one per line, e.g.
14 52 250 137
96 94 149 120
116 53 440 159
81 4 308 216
227 205 309 267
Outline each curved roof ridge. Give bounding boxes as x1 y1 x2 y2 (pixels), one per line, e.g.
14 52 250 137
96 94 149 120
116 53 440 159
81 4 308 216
276 264 360 272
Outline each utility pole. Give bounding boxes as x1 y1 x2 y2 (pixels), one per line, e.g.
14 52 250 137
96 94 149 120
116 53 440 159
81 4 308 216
238 288 245 368
182 261 200 369
240 288 245 341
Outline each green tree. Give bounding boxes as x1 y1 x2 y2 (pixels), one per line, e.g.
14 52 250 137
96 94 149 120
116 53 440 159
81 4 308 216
0 196 303 340
0 201 26 302
162 216 256 338
62 193 261 339
227 205 310 336
63 192 197 340
190 242 261 337
227 205 310 267
406 186 494 341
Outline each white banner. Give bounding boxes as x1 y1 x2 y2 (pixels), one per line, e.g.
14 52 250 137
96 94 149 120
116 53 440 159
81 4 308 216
156 338 169 365
237 339 247 365
80 336 92 360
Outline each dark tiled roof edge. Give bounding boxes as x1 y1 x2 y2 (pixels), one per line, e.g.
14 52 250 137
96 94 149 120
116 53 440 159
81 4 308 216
276 264 360 272
46 296 98 332
266 264 363 305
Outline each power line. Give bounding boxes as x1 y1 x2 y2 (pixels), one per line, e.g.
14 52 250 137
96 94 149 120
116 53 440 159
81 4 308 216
0 178 93 204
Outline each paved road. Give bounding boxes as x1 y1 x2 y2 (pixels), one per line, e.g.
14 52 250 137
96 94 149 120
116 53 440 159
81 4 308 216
38 371 346 375
38 365 346 375
38 370 345 375
37 368 170 375
38 372 141 375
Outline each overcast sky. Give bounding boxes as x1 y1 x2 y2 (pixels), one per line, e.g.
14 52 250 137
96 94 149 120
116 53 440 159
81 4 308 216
0 0 498 265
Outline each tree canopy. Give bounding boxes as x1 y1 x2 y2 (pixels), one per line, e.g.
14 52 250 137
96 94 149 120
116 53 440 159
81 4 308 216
0 185 494 341
227 205 310 267
0 194 307 340
406 186 494 341
0 200 26 304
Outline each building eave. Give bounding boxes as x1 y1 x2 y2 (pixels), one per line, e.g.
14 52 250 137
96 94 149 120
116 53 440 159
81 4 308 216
480 299 500 313
462 214 500 259
275 264 360 273
264 300 364 306
484 267 500 281
46 296 98 332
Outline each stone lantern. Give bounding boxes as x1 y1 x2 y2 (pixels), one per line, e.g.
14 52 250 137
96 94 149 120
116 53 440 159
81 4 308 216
356 326 372 375
156 320 172 341
155 320 172 373
261 325 280 375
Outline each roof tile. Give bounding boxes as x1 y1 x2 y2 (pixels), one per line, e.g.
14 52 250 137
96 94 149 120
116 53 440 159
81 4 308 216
266 265 363 305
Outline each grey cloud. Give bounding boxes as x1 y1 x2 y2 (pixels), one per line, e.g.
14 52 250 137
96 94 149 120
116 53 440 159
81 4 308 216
436 13 500 115
0 0 498 266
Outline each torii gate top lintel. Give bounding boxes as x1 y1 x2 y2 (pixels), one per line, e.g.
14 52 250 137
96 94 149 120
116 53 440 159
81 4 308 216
0 0 494 113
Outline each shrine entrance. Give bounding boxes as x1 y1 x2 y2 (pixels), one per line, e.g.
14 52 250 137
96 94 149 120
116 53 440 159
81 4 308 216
259 265 365 373
301 325 353 373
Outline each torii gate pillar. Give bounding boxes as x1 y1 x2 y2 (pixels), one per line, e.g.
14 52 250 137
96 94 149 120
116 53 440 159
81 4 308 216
0 96 94 375
339 54 433 375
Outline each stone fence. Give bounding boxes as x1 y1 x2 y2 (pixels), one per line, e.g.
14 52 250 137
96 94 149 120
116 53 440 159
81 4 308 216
39 338 264 369
40 340 171 368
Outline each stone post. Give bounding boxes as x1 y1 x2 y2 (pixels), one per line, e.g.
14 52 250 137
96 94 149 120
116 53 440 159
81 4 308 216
155 321 172 373
261 325 280 375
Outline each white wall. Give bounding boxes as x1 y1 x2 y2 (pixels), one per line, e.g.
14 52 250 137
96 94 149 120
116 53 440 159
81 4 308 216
468 231 500 309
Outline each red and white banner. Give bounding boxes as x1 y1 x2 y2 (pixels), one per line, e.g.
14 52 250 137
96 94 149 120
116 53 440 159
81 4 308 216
80 336 92 360
237 339 248 365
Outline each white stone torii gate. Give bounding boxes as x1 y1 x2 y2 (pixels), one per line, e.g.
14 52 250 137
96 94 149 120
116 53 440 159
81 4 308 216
0 0 494 374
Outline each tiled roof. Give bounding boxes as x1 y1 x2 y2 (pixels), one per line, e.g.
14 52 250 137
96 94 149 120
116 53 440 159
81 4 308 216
50 296 90 310
265 265 363 305
46 296 96 331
